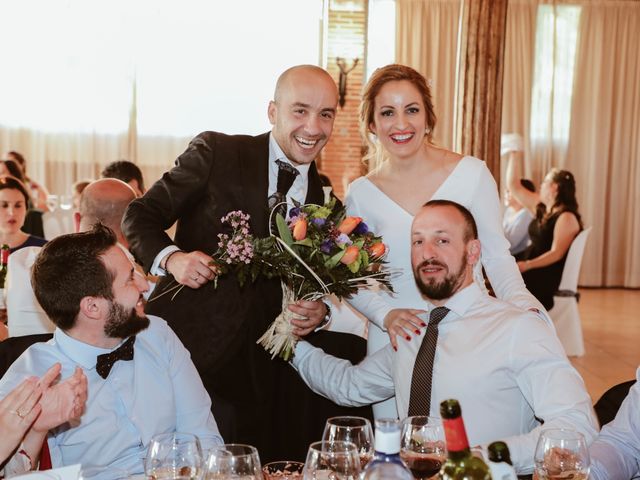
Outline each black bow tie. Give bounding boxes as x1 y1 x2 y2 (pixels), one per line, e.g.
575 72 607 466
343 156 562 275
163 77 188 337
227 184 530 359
96 336 136 379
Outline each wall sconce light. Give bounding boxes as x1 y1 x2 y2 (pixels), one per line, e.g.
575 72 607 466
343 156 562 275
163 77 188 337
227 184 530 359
336 57 359 108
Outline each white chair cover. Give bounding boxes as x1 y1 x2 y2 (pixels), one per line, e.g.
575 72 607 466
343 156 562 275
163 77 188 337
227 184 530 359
549 227 592 356
6 247 56 337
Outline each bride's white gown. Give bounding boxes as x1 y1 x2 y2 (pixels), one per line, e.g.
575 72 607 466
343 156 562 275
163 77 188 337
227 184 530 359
346 156 545 419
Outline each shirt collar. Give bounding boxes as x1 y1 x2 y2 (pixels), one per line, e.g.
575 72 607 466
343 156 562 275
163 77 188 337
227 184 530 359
427 282 483 320
268 133 311 178
54 328 128 371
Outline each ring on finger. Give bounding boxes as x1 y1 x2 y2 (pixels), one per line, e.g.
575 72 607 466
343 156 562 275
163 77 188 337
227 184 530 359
10 409 25 419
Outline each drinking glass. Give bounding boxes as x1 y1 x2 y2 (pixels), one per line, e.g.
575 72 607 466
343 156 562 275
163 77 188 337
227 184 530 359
144 432 204 480
322 416 375 469
303 440 361 480
46 194 59 212
59 194 73 210
400 416 446 480
263 460 304 479
203 444 263 479
534 429 590 480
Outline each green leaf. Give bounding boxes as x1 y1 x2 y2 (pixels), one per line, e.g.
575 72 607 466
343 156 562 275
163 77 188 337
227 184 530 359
294 238 314 247
325 249 345 269
276 214 294 246
348 257 361 273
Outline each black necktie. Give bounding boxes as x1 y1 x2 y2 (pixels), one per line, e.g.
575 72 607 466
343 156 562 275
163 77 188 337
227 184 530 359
96 336 136 379
408 307 450 416
267 160 299 218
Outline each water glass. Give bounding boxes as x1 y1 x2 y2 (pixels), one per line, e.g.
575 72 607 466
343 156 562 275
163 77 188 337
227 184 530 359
303 440 361 480
203 444 263 479
322 416 375 469
534 429 590 480
400 416 446 480
144 432 203 480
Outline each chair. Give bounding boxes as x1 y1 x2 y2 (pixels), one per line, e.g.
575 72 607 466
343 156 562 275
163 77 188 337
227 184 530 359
594 379 636 427
6 247 56 337
548 227 592 357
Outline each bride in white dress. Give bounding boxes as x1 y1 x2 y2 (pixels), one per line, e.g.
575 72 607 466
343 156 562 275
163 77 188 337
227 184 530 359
345 64 546 419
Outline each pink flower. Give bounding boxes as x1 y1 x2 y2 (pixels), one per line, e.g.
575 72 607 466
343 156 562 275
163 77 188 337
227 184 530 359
292 218 308 241
340 246 360 265
338 217 362 235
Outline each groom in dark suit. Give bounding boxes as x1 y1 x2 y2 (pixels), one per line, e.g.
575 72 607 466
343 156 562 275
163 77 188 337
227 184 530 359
122 65 371 461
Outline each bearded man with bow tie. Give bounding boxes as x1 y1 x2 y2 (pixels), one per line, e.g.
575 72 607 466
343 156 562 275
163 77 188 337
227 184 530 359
0 224 223 474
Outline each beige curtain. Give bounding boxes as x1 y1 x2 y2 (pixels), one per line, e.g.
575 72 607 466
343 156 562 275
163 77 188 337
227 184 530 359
565 1 640 286
501 0 538 182
396 0 462 150
0 127 189 198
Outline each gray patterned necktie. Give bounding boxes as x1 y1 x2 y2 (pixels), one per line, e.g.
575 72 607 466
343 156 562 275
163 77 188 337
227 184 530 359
407 306 450 416
267 159 299 218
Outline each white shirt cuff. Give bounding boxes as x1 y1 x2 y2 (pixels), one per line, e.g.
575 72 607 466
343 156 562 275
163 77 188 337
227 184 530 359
150 245 181 276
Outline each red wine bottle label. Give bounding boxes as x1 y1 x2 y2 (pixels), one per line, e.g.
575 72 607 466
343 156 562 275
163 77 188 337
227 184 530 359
443 417 470 452
1 248 8 265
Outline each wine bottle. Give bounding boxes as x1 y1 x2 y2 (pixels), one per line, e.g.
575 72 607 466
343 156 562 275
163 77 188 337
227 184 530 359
438 399 491 480
363 418 413 480
487 441 517 480
0 244 9 289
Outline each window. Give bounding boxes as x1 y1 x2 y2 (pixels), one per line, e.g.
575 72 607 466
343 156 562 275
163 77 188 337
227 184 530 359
0 0 323 136
366 0 396 81
530 5 581 145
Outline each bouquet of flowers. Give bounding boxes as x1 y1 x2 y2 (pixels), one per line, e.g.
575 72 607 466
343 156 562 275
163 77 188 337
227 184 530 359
257 198 394 360
152 200 394 361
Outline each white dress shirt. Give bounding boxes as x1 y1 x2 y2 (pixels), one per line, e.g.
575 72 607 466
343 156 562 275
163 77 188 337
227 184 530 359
590 367 640 480
292 283 597 474
150 132 309 275
0 316 223 474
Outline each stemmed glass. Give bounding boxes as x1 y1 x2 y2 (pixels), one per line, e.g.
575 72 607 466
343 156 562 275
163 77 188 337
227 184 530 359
144 432 204 480
322 416 375 470
303 440 361 479
46 194 59 212
534 429 590 480
203 444 263 479
400 416 446 480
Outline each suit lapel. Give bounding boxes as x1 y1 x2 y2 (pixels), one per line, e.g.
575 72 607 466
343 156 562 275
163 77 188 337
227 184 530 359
241 132 271 238
305 161 324 205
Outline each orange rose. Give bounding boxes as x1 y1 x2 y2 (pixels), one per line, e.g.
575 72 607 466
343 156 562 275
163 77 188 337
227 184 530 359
340 245 360 265
369 242 386 259
292 218 307 241
337 216 362 235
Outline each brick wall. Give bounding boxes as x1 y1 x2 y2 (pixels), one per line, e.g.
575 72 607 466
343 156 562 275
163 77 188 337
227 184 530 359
319 0 368 199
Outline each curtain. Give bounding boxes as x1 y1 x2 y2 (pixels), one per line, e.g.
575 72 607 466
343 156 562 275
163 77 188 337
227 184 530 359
565 2 640 286
396 0 462 150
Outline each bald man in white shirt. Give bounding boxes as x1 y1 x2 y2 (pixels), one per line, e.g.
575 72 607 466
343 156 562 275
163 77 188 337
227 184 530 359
292 199 598 475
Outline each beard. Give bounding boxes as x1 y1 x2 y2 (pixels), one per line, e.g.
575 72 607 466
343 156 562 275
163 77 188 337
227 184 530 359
414 254 468 301
104 298 150 339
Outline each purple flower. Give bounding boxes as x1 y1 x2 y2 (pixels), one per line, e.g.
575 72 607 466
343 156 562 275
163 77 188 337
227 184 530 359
320 239 333 254
353 222 369 235
336 233 352 246
312 218 326 227
290 207 301 218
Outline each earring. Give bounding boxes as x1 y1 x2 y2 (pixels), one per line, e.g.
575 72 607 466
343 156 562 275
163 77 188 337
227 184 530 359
425 128 431 135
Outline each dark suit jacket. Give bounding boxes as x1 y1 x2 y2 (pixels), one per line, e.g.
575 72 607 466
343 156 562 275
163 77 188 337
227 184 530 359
122 131 371 462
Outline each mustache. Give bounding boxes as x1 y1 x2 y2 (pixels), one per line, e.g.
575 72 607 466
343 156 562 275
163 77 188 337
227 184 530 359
416 259 447 270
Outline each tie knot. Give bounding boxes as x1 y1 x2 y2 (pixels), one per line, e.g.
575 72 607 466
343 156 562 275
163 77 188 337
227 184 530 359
429 306 450 325
96 336 136 379
275 159 299 195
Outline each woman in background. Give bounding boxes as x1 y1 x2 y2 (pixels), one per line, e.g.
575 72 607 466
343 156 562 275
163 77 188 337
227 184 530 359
345 64 544 418
0 176 47 252
3 151 49 211
506 153 582 310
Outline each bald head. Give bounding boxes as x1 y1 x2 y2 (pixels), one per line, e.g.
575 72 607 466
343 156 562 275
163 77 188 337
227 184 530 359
273 65 338 104
77 178 136 245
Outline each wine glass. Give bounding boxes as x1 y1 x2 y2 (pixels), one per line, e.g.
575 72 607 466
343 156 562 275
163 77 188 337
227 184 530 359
263 460 304 479
59 194 73 210
46 194 59 212
322 416 375 469
203 444 263 479
534 429 590 480
400 416 446 480
144 432 204 480
303 440 361 479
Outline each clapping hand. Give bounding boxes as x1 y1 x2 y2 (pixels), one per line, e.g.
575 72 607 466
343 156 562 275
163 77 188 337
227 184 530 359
0 376 43 463
32 365 87 433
